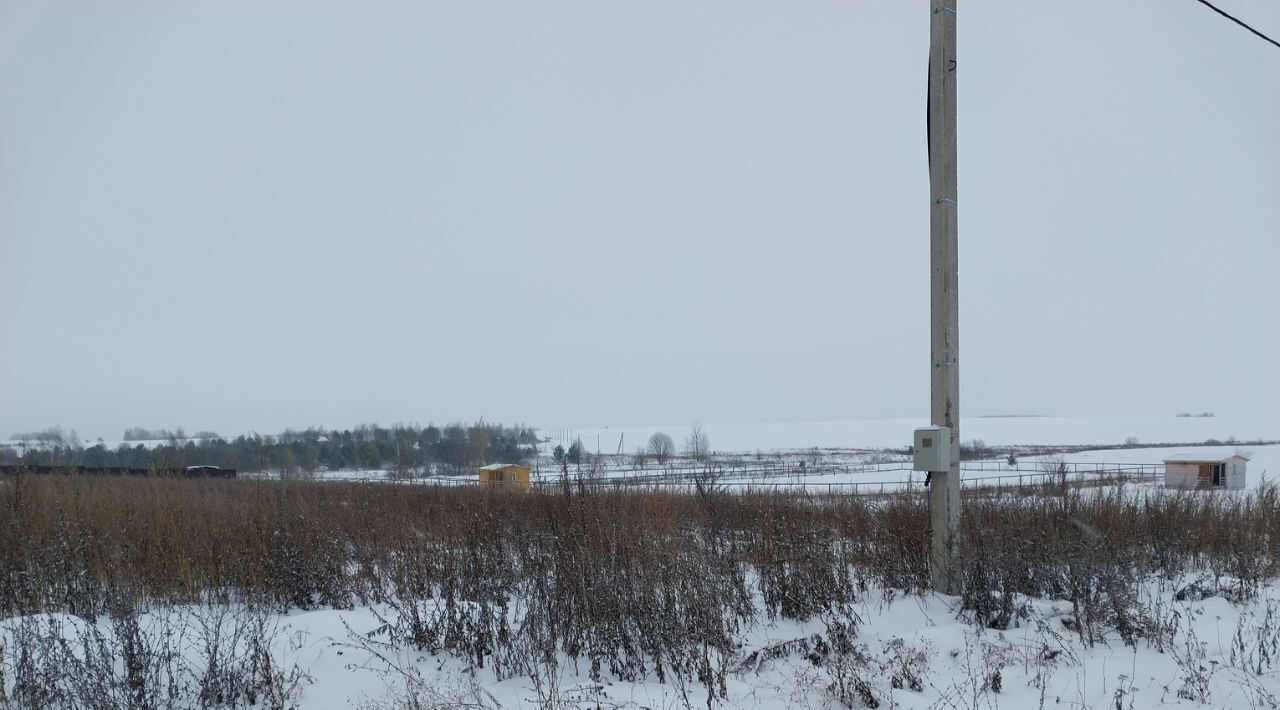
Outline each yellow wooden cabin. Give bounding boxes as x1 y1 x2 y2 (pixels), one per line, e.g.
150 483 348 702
477 463 531 490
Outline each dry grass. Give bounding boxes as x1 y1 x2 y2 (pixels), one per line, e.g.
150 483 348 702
2 473 1278 705
2 473 1276 641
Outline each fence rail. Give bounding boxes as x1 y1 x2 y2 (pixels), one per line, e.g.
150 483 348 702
525 465 1162 496
260 461 1166 497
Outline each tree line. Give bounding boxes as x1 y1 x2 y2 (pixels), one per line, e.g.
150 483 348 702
4 422 540 476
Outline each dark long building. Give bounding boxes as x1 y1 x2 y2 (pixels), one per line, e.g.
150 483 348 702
0 464 236 478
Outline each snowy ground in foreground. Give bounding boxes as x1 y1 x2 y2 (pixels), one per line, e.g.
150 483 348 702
312 582 1280 710
12 577 1268 710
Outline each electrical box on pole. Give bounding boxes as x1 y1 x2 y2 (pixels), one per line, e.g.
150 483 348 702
913 426 952 472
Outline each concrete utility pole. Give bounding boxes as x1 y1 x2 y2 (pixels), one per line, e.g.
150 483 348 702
928 0 961 594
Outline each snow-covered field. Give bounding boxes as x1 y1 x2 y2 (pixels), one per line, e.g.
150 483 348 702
500 455 1268 498
304 441 1277 500
523 416 1278 496
545 415 1278 454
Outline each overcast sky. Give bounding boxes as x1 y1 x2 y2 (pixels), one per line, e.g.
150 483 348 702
1 0 1277 441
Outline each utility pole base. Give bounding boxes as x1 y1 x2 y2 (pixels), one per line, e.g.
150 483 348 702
928 469 961 594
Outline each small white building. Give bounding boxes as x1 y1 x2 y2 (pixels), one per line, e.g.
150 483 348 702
1163 453 1248 490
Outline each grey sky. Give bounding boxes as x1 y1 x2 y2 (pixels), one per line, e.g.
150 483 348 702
2 0 1277 441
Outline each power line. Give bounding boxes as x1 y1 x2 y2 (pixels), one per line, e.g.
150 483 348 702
1195 0 1280 49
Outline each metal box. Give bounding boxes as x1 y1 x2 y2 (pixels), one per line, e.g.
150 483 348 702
913 426 952 471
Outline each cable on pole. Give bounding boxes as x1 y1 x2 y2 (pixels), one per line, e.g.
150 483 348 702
1194 0 1280 49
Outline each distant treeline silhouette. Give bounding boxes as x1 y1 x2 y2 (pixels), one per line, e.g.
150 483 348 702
4 422 539 476
122 427 222 441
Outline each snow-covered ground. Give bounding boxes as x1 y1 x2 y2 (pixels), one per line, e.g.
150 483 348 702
523 444 1275 496
9 576 1273 710
544 415 1279 455
300 444 1276 499
281 578 1280 710
291 418 1278 496
516 416 1278 495
1043 444 1277 492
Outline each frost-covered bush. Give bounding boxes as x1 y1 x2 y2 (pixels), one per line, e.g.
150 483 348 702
0 600 307 709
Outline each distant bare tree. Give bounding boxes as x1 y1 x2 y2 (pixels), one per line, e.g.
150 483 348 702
279 449 301 480
691 462 724 497
684 423 710 462
647 432 675 464
1040 455 1069 492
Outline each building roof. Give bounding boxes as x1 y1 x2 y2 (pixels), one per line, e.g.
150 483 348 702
1163 453 1249 464
477 463 528 471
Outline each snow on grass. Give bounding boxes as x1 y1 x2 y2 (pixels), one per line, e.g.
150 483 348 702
4 416 1278 708
213 577 1280 709
6 572 1277 708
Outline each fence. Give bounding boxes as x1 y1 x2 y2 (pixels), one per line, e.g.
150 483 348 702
525 463 1163 495
273 461 1165 498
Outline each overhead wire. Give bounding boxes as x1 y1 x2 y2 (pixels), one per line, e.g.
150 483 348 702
1194 0 1280 49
